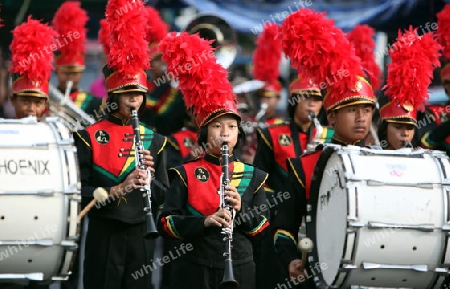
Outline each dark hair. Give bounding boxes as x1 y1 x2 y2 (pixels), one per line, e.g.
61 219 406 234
105 92 146 115
377 120 421 148
287 93 326 124
196 121 246 152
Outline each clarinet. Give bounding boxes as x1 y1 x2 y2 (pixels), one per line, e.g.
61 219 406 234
219 142 239 289
130 108 159 239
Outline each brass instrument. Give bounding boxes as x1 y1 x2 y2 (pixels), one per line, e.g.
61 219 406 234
255 103 268 126
219 142 238 289
48 83 95 131
306 112 324 153
130 108 159 239
185 13 237 69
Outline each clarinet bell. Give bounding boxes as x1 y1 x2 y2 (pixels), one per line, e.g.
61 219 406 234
219 280 239 289
144 213 159 239
219 259 239 289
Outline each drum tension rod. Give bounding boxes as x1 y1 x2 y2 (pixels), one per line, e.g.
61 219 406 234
362 262 428 272
368 221 434 232
0 273 44 281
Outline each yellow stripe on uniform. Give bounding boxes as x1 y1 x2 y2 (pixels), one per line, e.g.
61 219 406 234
157 88 178 114
230 162 245 188
74 92 87 108
287 158 305 188
274 229 297 245
119 126 145 175
245 216 269 236
158 137 167 154
257 128 273 150
165 216 182 239
75 132 91 149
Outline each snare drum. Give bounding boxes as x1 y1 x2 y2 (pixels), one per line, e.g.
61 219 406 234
306 145 450 289
0 117 80 283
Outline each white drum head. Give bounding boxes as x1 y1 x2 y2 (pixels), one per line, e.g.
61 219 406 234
0 118 80 282
306 146 347 287
306 145 450 289
316 152 348 284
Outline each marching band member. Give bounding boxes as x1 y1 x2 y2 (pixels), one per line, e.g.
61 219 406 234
253 76 333 202
156 32 269 289
139 6 189 136
252 23 285 127
252 75 333 289
6 16 57 289
272 9 376 288
52 1 103 117
420 4 450 156
9 17 56 121
347 24 383 147
73 0 168 288
378 27 441 150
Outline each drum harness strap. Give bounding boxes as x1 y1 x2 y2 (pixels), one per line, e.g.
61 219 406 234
290 120 304 158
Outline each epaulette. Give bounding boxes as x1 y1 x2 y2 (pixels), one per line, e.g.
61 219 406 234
166 137 180 151
286 158 305 188
168 166 187 187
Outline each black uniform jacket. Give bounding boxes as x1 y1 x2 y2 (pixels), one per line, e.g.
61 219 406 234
74 113 168 224
158 153 270 269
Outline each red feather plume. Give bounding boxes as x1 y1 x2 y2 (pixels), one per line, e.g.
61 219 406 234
252 23 282 85
383 26 441 109
144 6 169 44
158 32 235 116
437 4 450 60
280 9 363 99
105 0 149 76
52 1 88 60
98 19 111 55
347 24 382 90
9 16 58 82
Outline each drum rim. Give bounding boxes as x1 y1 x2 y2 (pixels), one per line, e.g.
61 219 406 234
306 145 343 288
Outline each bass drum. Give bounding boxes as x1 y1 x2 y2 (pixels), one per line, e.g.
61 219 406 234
306 145 450 289
0 117 80 284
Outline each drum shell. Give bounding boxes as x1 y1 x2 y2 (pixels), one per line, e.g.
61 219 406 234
0 117 80 283
306 145 450 289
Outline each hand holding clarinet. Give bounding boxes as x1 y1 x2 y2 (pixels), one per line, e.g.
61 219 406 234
204 185 241 228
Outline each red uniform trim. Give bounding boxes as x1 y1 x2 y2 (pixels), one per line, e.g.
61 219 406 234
172 129 198 158
269 124 310 172
426 105 450 145
184 159 234 216
301 151 323 199
86 121 135 178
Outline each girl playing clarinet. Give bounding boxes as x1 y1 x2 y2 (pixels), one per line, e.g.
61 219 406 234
157 32 270 289
73 1 168 288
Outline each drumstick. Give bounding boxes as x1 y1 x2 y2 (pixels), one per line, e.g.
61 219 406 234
77 187 109 222
298 237 314 271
